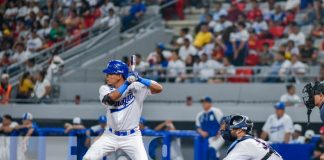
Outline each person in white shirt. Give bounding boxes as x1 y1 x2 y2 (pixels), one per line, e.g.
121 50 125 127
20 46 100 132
280 84 302 107
46 55 64 84
27 30 43 52
212 2 227 21
134 54 149 75
288 23 305 46
34 71 51 103
167 50 185 83
231 22 249 66
11 43 31 64
176 28 193 46
261 102 294 144
291 54 307 75
252 16 268 34
213 15 232 33
37 20 51 38
4 1 18 19
289 124 305 144
101 0 115 17
17 1 28 19
87 0 98 7
27 1 39 14
178 38 197 61
194 53 222 82
100 8 120 28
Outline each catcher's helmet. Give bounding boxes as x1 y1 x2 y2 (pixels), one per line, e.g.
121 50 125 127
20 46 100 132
229 114 253 134
103 60 129 79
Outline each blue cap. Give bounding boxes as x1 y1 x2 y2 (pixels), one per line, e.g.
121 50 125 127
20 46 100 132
140 117 146 125
274 102 285 110
98 115 107 123
156 42 165 50
200 96 212 103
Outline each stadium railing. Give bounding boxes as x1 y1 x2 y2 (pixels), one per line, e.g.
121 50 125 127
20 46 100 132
5 127 318 160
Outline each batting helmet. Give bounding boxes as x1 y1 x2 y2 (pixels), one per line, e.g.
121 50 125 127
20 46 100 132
229 114 253 134
102 60 129 79
98 115 107 123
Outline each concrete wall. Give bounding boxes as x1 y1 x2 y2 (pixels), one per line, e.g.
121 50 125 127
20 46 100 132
58 83 306 102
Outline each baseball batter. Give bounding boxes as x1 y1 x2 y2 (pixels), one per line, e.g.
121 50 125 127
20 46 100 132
83 60 163 160
220 114 283 160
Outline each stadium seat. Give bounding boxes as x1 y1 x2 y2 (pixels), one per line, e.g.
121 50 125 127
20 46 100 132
227 68 254 83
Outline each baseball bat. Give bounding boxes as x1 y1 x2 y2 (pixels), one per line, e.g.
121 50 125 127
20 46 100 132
130 55 136 72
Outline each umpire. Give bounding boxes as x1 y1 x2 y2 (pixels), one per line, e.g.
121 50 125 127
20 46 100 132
302 81 324 123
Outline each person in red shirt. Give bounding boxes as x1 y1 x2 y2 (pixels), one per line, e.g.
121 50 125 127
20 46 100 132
0 74 12 104
247 0 263 21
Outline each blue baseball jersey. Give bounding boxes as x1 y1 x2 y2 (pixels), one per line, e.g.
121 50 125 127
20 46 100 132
196 107 223 137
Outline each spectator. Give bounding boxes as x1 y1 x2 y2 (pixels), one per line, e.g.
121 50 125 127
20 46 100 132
288 23 306 46
100 8 120 28
196 96 223 160
16 72 34 101
121 0 146 31
198 6 210 24
259 43 274 66
49 20 66 42
154 120 184 160
280 84 302 107
0 114 18 135
289 124 305 144
313 126 324 160
10 42 31 64
264 51 291 83
231 22 249 66
194 24 213 49
25 58 40 77
219 57 235 76
37 19 51 38
179 38 197 61
167 50 185 83
290 54 307 77
194 53 222 82
33 70 51 103
271 5 285 23
100 0 115 17
184 54 195 81
251 16 268 34
213 15 232 33
0 74 12 104
211 2 227 21
247 0 263 19
227 3 244 22
85 115 107 147
300 38 318 65
206 14 216 30
26 29 43 52
46 55 64 84
261 102 294 143
134 54 148 75
0 52 11 67
147 43 171 65
176 27 193 46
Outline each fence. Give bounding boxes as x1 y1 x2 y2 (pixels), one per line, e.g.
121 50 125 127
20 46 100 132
2 127 319 160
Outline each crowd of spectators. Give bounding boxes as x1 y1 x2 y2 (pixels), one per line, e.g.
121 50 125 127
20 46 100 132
0 0 122 70
136 0 324 83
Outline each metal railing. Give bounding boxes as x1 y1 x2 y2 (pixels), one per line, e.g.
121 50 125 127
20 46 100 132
59 66 321 83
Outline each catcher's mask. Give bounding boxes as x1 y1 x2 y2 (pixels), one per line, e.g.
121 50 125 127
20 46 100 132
302 81 324 124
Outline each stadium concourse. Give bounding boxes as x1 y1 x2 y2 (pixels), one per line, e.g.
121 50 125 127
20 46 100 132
1 0 324 160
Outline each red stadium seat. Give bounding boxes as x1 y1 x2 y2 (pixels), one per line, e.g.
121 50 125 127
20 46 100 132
227 68 253 83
